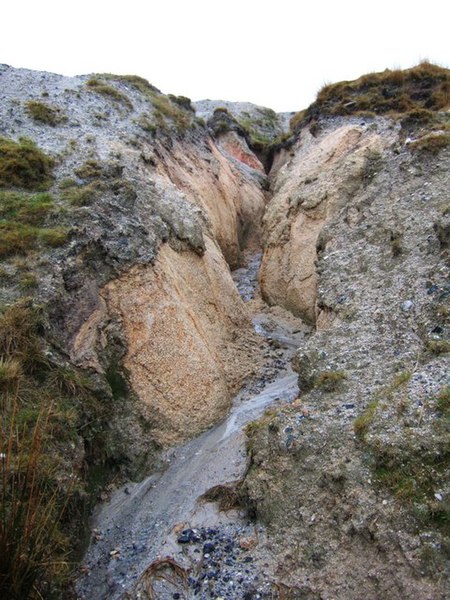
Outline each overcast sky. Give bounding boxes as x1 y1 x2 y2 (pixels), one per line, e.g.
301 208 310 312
2 0 449 112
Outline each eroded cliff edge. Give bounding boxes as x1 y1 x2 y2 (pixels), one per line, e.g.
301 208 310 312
0 62 448 599
243 100 449 598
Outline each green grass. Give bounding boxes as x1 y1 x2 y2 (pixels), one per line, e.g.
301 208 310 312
354 400 379 439
0 138 54 190
25 100 66 126
426 339 450 354
436 386 450 417
409 133 450 153
0 300 114 598
61 182 102 206
85 77 133 110
315 370 347 392
291 62 450 132
0 191 53 225
0 191 67 256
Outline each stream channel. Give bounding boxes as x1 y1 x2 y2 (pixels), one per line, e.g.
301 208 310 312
77 253 308 600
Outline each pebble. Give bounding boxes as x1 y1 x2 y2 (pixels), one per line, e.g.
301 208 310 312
401 300 414 312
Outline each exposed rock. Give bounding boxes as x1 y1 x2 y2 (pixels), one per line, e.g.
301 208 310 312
243 114 450 599
103 237 261 446
260 119 398 323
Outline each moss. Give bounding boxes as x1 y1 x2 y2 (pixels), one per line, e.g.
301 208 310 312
25 100 66 126
0 137 54 190
85 77 133 110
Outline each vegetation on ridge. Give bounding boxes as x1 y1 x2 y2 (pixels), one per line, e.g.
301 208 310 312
290 61 450 132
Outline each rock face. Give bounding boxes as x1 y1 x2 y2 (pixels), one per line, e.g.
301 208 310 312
1 62 449 600
0 64 266 458
103 237 261 446
243 115 450 599
260 118 396 323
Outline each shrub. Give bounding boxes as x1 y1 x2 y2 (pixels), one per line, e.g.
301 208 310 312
0 138 54 190
25 100 66 126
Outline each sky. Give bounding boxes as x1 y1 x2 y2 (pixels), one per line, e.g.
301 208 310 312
2 0 449 112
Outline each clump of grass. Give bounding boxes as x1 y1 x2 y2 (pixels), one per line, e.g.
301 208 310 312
0 137 54 190
136 114 157 135
315 370 347 392
426 339 450 354
291 62 450 133
435 386 450 416
25 100 66 126
85 77 133 110
200 481 244 511
0 300 112 598
19 272 38 290
0 190 53 225
0 357 21 388
0 222 67 257
61 181 102 206
74 159 103 180
103 73 193 132
409 133 450 153
151 94 191 131
354 400 379 439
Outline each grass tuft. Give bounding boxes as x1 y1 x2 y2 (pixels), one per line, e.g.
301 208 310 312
0 138 54 190
25 100 66 126
85 78 133 110
315 370 347 391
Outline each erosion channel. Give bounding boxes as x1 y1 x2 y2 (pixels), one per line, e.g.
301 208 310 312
77 252 309 600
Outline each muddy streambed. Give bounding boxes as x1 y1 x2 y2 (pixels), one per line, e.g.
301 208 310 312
76 255 307 599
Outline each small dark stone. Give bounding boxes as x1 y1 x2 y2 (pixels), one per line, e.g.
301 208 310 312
203 541 216 554
173 594 181 600
344 403 355 409
243 556 253 563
